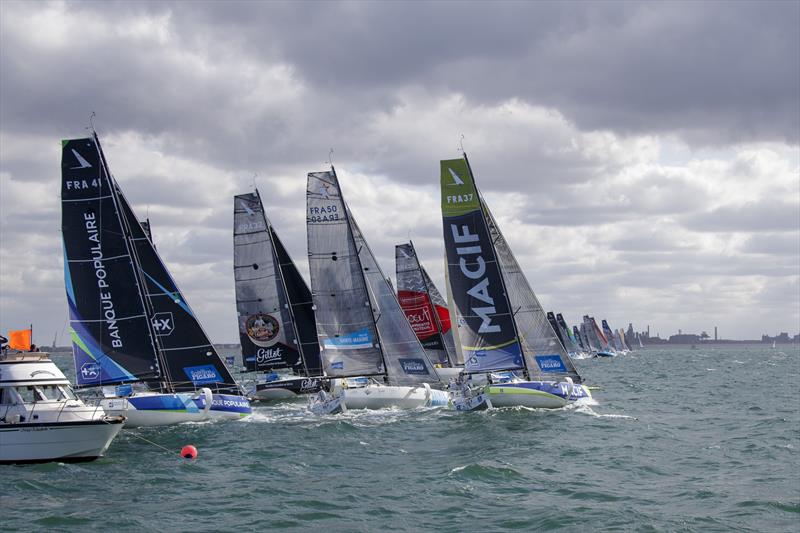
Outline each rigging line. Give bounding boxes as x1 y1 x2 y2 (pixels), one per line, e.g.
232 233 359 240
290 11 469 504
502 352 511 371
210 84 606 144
118 426 175 455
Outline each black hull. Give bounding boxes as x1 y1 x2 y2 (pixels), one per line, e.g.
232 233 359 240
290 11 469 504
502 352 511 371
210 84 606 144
252 377 323 400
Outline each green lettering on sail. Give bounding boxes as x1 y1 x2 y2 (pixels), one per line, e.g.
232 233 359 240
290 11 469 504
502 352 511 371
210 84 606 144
440 158 480 217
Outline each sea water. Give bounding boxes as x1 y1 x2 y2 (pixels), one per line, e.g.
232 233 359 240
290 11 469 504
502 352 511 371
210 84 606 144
2 345 798 531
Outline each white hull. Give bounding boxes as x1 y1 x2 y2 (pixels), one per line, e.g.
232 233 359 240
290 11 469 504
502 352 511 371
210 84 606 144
484 382 592 409
0 419 124 464
338 384 450 410
100 390 251 428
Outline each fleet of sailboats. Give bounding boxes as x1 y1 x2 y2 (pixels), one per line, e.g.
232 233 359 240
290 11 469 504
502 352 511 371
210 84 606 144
3 130 650 463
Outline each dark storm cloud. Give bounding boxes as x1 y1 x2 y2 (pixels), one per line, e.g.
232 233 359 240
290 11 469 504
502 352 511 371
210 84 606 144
160 0 799 145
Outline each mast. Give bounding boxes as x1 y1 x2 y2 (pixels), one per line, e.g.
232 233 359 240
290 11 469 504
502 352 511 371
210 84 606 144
258 189 313 377
94 133 171 391
412 241 456 367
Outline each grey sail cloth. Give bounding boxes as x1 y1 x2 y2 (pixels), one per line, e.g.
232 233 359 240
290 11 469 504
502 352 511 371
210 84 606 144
480 196 583 383
421 266 458 365
395 242 458 367
580 322 595 351
306 170 385 378
233 192 302 372
350 218 442 386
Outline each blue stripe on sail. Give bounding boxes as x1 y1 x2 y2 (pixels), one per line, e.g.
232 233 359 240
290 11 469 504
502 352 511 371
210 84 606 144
143 272 193 317
69 306 137 386
62 239 76 307
463 341 524 373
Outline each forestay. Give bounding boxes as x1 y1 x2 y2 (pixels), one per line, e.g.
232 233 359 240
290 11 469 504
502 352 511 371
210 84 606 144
115 180 239 393
481 195 582 383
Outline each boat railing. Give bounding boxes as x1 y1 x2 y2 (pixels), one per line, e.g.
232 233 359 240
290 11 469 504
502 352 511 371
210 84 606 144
19 397 108 424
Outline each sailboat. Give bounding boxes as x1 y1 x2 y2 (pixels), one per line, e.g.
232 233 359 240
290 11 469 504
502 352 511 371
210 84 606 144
395 241 461 381
61 134 251 427
586 316 615 357
619 328 632 352
306 168 449 413
557 313 589 358
637 333 644 349
233 191 324 400
440 153 591 409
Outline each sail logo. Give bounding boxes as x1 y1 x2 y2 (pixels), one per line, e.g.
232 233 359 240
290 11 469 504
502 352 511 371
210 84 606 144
246 313 280 346
80 362 101 380
450 223 501 333
535 355 567 373
152 312 174 336
308 204 339 223
183 365 222 384
323 328 373 350
330 361 344 369
255 346 283 363
300 378 319 391
239 199 256 216
447 167 464 185
70 149 92 169
398 358 430 375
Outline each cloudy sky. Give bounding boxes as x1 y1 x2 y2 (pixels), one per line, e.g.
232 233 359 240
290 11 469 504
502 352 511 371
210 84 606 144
1 0 798 345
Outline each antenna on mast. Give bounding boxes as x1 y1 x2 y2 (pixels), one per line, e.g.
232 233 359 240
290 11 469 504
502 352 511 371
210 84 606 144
458 134 465 153
87 111 97 134
326 148 334 167
251 172 258 191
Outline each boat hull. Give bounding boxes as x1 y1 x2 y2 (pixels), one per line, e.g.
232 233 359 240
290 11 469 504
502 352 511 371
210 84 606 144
251 377 323 401
0 418 124 464
340 385 449 410
102 392 251 428
485 382 592 409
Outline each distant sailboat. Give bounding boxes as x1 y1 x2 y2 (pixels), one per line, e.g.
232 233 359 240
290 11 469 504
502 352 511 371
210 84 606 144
306 167 448 412
440 153 591 410
395 241 461 380
61 134 251 427
233 191 324 400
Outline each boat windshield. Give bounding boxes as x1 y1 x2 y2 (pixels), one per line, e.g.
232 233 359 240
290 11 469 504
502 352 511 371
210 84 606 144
34 385 75 401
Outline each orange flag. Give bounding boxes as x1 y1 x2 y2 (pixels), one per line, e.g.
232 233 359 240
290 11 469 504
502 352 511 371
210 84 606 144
8 329 32 351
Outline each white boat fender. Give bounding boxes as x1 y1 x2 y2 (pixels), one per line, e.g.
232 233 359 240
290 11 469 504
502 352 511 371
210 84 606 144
201 387 213 415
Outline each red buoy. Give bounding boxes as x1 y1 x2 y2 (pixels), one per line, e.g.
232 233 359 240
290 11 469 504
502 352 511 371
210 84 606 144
180 445 198 459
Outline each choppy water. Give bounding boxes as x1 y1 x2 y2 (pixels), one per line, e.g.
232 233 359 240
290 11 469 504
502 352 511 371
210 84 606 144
2 345 798 531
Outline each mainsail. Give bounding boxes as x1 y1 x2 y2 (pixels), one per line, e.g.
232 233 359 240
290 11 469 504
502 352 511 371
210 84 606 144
233 191 321 376
440 154 581 382
62 137 160 387
573 325 586 351
395 242 457 366
307 169 439 385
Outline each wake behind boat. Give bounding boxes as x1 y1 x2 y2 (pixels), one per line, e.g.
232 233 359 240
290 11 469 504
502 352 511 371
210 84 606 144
61 134 251 427
306 168 449 413
440 153 592 411
1 350 124 464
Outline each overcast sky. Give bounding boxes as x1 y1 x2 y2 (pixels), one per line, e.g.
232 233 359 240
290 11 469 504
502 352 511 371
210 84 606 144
1 0 798 344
